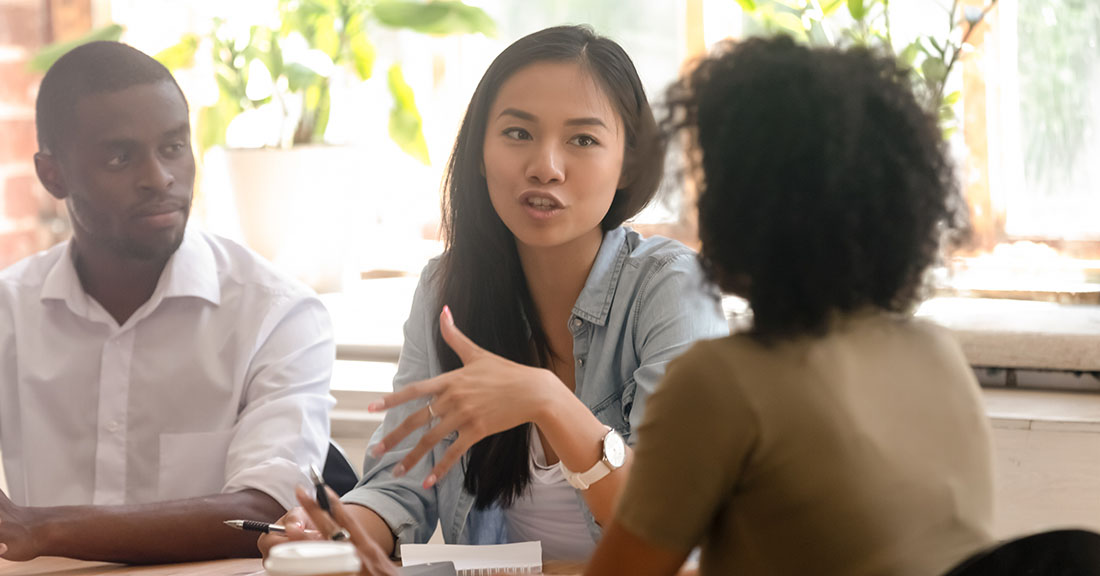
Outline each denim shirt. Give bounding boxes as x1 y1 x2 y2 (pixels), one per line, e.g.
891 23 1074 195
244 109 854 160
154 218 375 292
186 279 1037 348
342 227 729 554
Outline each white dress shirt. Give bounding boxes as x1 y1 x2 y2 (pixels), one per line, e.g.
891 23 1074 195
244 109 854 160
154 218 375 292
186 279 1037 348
0 227 335 510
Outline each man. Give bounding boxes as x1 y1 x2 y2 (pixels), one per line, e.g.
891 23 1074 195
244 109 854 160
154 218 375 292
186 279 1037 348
0 41 335 562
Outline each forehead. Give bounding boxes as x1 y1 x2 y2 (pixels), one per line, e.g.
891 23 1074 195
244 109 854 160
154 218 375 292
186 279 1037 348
491 60 620 128
72 81 189 143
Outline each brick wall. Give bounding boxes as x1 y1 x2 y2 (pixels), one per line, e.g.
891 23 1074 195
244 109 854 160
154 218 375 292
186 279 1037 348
0 0 66 270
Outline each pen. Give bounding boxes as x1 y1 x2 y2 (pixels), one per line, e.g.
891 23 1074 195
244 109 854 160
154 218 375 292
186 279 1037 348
309 464 331 513
309 463 350 542
223 519 320 536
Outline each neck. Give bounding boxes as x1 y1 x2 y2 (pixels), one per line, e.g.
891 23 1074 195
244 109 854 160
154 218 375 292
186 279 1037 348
516 229 604 358
71 239 170 326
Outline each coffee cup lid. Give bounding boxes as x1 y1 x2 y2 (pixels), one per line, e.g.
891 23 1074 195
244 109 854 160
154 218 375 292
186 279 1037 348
264 541 362 576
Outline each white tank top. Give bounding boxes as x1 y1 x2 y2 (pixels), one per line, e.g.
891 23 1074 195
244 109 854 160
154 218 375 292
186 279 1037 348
503 427 598 562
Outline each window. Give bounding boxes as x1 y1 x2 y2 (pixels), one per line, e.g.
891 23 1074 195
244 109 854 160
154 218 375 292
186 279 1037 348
983 0 1100 249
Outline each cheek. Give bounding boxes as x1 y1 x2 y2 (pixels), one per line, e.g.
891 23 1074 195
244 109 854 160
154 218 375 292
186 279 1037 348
579 153 624 205
482 145 514 206
67 189 114 233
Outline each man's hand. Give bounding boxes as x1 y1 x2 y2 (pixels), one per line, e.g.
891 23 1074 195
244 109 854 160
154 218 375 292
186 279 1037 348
258 506 324 558
0 489 42 561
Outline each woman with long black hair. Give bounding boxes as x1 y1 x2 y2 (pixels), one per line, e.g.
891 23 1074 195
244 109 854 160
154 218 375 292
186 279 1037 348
260 25 727 563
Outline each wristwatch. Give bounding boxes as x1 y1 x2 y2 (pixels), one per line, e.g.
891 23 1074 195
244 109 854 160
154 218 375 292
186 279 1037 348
560 426 626 490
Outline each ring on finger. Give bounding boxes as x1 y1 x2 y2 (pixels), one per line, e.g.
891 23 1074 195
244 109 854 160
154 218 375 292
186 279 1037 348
427 401 437 419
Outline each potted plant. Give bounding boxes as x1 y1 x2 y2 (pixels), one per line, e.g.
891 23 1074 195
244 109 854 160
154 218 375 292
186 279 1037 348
33 0 494 292
164 0 494 291
735 0 998 137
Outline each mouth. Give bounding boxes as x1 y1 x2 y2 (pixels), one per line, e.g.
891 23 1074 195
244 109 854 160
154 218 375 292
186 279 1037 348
518 191 565 212
132 201 187 229
133 201 186 219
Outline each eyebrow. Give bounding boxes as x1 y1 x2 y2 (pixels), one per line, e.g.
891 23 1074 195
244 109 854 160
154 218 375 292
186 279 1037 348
97 124 190 148
497 108 610 130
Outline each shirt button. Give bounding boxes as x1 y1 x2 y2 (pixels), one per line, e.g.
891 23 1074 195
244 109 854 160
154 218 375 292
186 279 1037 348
571 318 583 328
106 420 120 432
577 357 585 367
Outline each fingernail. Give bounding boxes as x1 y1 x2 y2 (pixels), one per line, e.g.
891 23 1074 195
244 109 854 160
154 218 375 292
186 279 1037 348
442 305 453 325
367 400 385 412
370 442 386 458
423 474 437 489
393 464 406 478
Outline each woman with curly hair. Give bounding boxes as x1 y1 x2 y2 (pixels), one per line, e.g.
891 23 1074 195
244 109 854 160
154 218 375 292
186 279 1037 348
585 36 995 576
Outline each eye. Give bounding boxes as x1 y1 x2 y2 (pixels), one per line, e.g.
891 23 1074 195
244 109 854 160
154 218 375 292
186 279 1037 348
502 127 532 141
106 151 130 168
162 141 188 156
570 134 599 147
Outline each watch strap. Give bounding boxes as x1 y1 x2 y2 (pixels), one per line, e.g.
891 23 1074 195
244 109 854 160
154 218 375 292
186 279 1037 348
559 426 615 491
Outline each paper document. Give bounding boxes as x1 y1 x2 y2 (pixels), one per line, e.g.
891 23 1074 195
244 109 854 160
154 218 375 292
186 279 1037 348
400 541 542 575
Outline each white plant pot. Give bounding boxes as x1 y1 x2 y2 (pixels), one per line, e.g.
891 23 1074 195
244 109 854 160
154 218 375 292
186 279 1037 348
225 146 366 293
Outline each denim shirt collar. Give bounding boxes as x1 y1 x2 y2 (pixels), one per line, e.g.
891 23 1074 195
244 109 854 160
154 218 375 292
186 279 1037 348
571 227 629 327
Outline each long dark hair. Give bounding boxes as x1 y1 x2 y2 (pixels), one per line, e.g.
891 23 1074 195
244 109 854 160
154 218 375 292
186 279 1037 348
438 25 662 509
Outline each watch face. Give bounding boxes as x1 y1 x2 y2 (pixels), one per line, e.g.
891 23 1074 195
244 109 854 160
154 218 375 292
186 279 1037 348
604 429 626 468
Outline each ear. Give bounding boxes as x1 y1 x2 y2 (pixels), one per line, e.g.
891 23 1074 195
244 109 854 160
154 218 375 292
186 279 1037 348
34 152 68 200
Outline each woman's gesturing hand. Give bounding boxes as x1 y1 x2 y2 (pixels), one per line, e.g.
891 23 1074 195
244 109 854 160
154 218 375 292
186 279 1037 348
296 486 399 576
367 306 559 489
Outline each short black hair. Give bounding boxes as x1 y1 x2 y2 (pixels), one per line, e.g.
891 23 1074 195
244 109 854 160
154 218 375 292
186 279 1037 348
35 41 184 154
664 36 967 340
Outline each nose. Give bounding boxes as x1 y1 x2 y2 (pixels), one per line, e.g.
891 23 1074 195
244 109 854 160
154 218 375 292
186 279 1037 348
525 141 564 185
137 153 175 194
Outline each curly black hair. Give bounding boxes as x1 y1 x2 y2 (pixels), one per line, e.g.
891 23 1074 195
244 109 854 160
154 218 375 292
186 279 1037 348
664 36 968 340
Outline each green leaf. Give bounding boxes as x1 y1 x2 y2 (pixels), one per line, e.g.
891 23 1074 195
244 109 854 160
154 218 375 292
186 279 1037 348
772 0 804 9
198 95 242 151
28 24 125 72
735 0 757 10
768 11 810 39
921 58 948 86
265 31 284 79
373 1 497 37
387 64 430 164
847 0 865 21
349 31 375 80
300 84 331 143
928 36 945 56
820 0 845 15
898 40 920 67
285 62 325 92
155 34 199 71
942 90 961 107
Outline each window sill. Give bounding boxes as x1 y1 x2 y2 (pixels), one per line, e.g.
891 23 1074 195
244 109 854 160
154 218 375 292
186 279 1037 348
915 297 1100 373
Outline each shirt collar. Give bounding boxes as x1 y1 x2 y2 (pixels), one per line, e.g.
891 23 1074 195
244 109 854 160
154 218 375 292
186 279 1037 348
156 227 221 305
39 241 87 313
571 227 629 327
39 227 221 310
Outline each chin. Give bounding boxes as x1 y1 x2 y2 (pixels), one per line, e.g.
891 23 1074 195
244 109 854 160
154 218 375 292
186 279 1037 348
121 227 186 262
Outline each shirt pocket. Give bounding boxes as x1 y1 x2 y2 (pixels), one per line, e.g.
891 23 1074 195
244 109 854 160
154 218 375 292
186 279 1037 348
591 379 632 438
158 429 234 500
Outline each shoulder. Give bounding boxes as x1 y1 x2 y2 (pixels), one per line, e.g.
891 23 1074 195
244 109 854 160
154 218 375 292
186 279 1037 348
620 228 702 275
655 337 756 419
0 242 68 313
198 230 318 304
615 228 710 296
616 229 722 319
0 242 67 290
